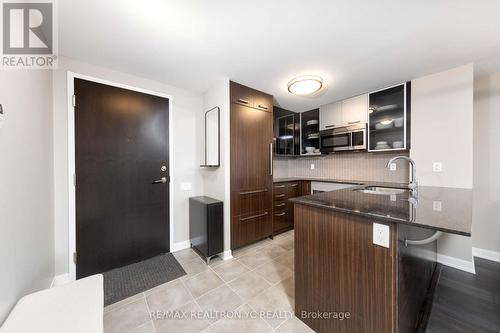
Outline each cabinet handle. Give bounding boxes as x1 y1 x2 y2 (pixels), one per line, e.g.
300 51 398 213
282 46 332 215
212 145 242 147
325 125 335 129
275 212 286 217
275 194 286 198
275 203 286 207
237 98 249 104
269 143 273 176
258 104 268 110
239 189 268 195
240 212 268 222
290 184 298 187
274 185 285 189
348 120 360 124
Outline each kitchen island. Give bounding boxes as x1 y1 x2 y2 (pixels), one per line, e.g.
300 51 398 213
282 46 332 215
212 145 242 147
290 184 472 333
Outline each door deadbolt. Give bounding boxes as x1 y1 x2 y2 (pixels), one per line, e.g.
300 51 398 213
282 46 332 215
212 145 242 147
161 166 167 172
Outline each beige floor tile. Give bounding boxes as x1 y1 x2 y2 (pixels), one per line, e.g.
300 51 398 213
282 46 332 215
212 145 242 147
104 298 151 333
196 285 244 322
154 301 210 333
259 244 288 260
181 257 211 276
273 252 294 271
213 259 250 282
146 278 193 312
228 271 271 301
253 261 293 284
247 284 294 328
211 304 272 333
232 241 270 258
275 316 315 333
128 321 156 333
274 236 294 251
184 270 224 298
237 251 273 269
173 248 201 263
274 276 294 300
104 292 144 313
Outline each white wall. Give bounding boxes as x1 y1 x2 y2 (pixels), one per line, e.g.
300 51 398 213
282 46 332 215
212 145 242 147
411 64 474 268
472 71 500 255
53 56 204 275
201 79 231 253
0 70 54 323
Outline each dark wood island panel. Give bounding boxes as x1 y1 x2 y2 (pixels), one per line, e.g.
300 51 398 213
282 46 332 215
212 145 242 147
294 204 397 333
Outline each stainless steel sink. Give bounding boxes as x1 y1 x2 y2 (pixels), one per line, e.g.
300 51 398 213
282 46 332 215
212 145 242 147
354 186 409 195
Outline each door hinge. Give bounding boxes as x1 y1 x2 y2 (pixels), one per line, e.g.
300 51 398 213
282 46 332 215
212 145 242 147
73 173 76 187
73 252 77 264
72 94 76 108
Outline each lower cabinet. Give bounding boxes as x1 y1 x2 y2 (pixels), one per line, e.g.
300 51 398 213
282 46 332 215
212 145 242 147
273 181 311 235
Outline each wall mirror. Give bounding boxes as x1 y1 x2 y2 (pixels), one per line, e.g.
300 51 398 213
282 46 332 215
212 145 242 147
201 106 220 167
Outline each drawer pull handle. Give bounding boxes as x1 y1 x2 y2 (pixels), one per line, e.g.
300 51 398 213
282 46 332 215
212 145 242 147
258 104 268 110
240 212 268 222
348 120 360 124
237 98 249 104
290 184 298 187
325 125 335 129
275 194 286 198
274 185 286 189
240 189 268 195
275 203 286 207
275 212 286 217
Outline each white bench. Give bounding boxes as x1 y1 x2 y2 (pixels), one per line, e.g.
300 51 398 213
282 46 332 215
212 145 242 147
0 274 103 333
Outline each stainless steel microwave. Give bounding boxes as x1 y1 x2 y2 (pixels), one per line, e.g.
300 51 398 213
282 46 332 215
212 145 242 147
319 123 367 153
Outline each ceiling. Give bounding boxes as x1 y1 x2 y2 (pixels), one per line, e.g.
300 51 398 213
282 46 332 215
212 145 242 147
59 0 500 111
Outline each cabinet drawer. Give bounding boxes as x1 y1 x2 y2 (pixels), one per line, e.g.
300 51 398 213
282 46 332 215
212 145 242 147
273 183 287 194
287 182 300 198
232 189 271 216
274 192 287 200
232 210 272 248
274 200 287 210
273 209 291 233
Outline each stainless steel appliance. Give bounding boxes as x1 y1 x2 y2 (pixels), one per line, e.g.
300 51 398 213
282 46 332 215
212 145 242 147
319 123 367 153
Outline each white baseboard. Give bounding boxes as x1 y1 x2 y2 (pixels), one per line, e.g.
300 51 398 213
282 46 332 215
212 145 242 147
473 247 500 263
437 254 476 274
51 273 71 288
220 250 233 261
171 240 191 253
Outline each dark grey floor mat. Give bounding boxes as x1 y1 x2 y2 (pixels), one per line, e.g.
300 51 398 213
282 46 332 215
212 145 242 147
103 253 186 306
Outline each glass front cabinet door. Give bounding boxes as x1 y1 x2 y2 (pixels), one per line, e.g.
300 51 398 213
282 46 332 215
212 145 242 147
368 82 410 152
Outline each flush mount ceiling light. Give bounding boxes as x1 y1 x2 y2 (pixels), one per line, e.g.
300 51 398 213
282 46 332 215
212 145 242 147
287 75 323 95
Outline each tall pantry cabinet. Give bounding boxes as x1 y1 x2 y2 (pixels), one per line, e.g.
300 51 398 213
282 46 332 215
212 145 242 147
230 81 274 249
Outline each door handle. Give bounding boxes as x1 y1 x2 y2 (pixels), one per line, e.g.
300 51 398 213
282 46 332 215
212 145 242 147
348 120 360 124
269 143 273 176
152 177 167 184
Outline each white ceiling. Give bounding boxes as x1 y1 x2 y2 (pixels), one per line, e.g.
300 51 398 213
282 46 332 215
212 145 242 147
59 0 500 111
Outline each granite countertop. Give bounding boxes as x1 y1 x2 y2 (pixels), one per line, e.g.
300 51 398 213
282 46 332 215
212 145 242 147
289 183 472 236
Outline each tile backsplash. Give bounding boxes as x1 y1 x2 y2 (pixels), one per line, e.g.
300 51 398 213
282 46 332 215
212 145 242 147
274 152 409 183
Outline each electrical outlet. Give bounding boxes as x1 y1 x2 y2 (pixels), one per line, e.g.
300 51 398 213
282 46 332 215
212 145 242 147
373 223 390 248
389 163 397 171
432 162 442 172
180 182 192 191
433 201 442 212
310 164 315 170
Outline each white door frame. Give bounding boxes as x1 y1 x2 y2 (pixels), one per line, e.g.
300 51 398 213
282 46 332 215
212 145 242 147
67 71 174 282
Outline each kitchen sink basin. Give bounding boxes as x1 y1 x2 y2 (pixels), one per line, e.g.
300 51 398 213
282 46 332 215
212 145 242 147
354 186 409 195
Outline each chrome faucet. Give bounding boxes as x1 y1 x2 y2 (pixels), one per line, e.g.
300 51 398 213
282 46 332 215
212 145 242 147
386 156 418 196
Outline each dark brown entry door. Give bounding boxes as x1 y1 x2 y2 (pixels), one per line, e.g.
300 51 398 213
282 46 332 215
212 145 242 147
75 78 170 279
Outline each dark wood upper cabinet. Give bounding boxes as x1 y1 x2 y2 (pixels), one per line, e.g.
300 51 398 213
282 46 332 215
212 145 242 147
230 81 273 249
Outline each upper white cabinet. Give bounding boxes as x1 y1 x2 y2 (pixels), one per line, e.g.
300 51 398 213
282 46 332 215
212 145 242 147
319 94 368 131
341 94 368 125
319 101 342 130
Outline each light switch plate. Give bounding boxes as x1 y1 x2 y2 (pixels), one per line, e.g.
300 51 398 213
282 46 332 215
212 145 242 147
373 223 390 248
180 182 192 191
389 163 397 171
432 162 442 172
310 164 315 170
433 201 442 212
